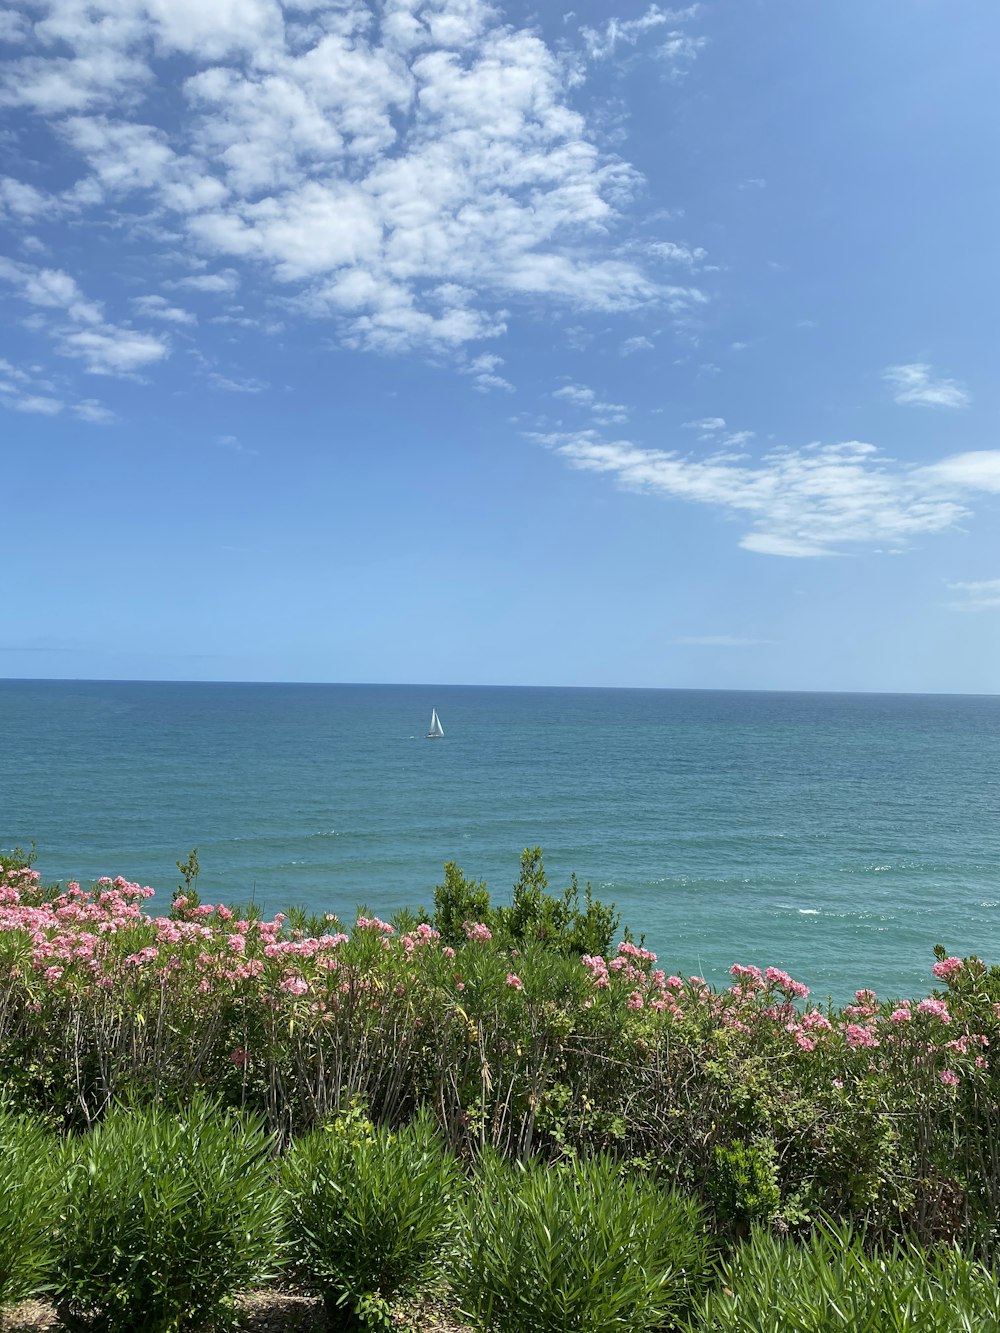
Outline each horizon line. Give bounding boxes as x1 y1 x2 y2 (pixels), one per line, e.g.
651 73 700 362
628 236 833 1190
1 676 998 700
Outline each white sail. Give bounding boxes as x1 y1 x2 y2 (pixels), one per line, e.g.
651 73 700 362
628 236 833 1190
427 708 444 738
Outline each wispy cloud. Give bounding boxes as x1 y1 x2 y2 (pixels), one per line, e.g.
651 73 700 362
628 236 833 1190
532 427 1000 558
883 362 971 409
132 295 197 325
947 579 1000 611
620 334 654 355
580 5 704 76
553 383 628 424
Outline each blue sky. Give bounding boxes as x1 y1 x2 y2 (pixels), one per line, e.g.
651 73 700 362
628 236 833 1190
2 0 999 691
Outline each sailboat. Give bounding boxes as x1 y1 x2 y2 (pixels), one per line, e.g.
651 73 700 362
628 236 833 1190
426 708 444 739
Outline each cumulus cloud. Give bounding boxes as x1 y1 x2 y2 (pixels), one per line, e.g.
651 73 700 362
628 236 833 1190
884 362 971 409
531 427 1000 558
0 0 700 362
0 255 170 376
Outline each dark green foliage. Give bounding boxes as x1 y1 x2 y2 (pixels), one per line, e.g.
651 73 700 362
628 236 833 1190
432 862 492 946
0 1108 60 1307
173 847 201 907
689 1221 1000 1332
452 1152 711 1333
496 849 621 956
282 1108 461 1331
433 850 621 956
707 1139 781 1233
53 1097 284 1333
0 842 36 875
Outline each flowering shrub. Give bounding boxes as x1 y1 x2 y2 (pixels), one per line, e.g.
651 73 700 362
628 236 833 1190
1 853 999 1250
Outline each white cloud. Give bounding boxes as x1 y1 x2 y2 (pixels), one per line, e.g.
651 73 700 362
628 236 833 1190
533 427 1000 558
620 334 653 355
921 451 1000 493
684 416 725 430
0 176 54 220
73 398 117 423
208 371 269 393
0 0 699 361
10 393 64 414
947 579 1000 611
0 255 171 376
646 239 707 267
173 270 241 294
580 5 703 71
59 324 170 375
553 382 627 423
132 295 197 325
884 362 971 409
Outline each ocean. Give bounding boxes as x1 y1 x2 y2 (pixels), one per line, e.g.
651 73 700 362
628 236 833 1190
2 679 999 1002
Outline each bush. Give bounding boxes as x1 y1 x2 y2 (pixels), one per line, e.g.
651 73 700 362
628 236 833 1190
282 1108 461 1330
688 1220 1000 1332
452 1152 711 1333
0 1108 60 1307
707 1139 781 1234
53 1098 284 1333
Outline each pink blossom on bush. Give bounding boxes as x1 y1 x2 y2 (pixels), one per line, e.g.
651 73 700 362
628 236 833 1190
890 1008 912 1024
626 991 644 1011
505 973 523 991
843 1023 880 1049
463 921 493 942
917 997 952 1024
932 956 964 980
939 1069 960 1087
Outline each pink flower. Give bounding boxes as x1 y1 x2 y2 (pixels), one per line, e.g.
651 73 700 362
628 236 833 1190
505 973 523 991
730 963 764 990
227 934 246 953
229 1047 248 1066
917 997 951 1024
463 921 493 942
932 956 964 980
279 975 309 996
843 1023 879 1049
890 1007 912 1024
626 990 644 1011
939 1069 960 1087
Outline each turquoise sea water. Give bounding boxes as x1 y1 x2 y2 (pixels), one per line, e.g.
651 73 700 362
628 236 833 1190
2 680 1000 1002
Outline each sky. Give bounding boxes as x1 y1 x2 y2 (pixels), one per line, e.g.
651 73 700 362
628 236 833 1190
2 0 999 692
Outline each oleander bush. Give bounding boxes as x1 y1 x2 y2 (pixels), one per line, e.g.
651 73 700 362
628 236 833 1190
0 1107 60 1309
452 1151 711 1333
282 1107 461 1331
52 1097 284 1333
3 848 1000 1254
686 1220 1000 1332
